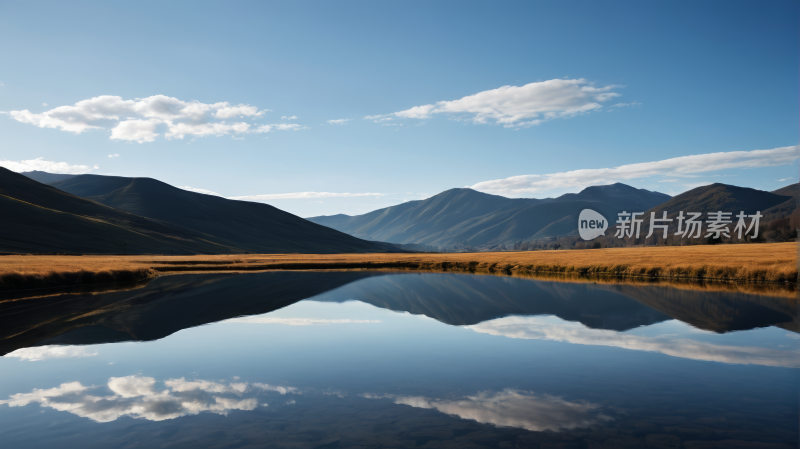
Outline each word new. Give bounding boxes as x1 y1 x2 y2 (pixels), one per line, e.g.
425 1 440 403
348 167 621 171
614 211 762 239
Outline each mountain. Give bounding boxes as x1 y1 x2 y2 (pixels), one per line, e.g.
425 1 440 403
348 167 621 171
551 183 670 211
639 183 793 238
763 183 799 222
0 167 242 254
643 183 791 218
20 170 78 184
46 174 394 254
309 184 670 249
528 182 799 249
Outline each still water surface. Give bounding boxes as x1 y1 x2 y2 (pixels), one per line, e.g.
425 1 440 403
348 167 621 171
0 272 797 448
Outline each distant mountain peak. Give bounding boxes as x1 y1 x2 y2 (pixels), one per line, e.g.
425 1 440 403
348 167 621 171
20 170 79 184
578 182 657 195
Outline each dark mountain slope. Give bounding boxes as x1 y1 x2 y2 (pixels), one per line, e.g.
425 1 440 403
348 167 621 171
20 170 78 184
763 183 799 222
552 183 670 211
535 182 799 249
643 183 790 218
0 168 240 254
309 184 670 248
772 183 799 197
310 188 546 246
50 174 392 254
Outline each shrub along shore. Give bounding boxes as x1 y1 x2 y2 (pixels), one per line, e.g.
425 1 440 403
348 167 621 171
0 242 795 292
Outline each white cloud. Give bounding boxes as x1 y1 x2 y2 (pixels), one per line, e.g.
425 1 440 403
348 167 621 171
369 79 620 127
610 102 641 108
281 115 298 120
777 178 794 182
42 103 47 106
228 192 388 201
364 115 393 122
226 317 381 325
4 345 98 361
108 154 120 158
0 157 98 174
471 145 800 195
177 186 221 196
0 376 298 423
165 121 251 139
251 383 301 395
216 105 266 119
326 119 351 125
164 378 248 394
3 95 301 142
110 118 161 143
468 316 800 368
253 123 307 133
363 389 611 432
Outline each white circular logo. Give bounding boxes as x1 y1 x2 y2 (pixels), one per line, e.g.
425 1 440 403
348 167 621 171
578 209 608 240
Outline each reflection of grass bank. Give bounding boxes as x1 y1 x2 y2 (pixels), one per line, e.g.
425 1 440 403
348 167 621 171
469 271 798 299
0 267 155 292
0 242 795 292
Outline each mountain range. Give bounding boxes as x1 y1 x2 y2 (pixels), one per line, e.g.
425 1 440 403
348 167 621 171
309 183 671 249
528 182 798 249
4 169 393 254
13 169 798 253
47 174 398 254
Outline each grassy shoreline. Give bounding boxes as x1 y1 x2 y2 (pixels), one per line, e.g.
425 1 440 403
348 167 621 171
0 242 795 292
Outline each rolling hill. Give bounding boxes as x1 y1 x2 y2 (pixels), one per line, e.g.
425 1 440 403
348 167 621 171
48 174 393 254
643 183 791 218
4 170 395 254
309 184 670 249
762 183 799 222
0 168 243 254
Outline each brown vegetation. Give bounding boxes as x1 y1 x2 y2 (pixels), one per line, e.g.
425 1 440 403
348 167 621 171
0 242 794 293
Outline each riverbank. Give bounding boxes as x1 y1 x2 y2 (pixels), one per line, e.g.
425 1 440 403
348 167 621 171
0 242 794 292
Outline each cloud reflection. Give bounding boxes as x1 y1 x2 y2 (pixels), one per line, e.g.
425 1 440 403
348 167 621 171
363 389 611 432
0 376 298 422
5 345 98 361
469 316 800 368
226 317 381 325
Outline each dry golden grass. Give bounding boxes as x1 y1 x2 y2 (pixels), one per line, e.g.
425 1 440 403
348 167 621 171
0 242 795 292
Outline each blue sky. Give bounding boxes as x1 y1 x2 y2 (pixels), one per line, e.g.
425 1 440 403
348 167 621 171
0 0 797 217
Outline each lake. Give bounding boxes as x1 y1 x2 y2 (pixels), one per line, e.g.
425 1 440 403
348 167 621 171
0 272 797 448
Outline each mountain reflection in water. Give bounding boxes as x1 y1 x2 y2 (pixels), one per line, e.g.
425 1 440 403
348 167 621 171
0 271 796 356
0 272 797 448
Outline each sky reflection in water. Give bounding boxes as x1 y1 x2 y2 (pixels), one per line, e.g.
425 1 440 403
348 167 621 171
0 272 797 448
